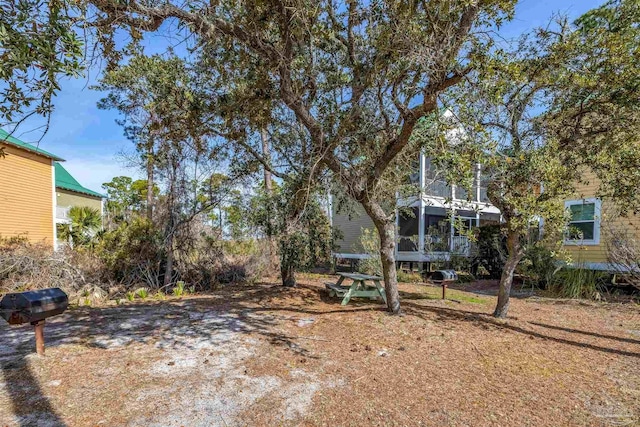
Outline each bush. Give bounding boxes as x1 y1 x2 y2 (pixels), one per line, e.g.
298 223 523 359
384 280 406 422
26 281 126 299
0 213 276 303
95 217 165 289
472 225 507 279
448 255 472 273
519 245 560 288
397 270 423 283
603 223 640 291
358 228 382 276
547 268 608 299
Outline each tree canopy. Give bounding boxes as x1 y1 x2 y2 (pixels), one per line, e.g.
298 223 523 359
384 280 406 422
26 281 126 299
0 0 83 131
440 0 640 317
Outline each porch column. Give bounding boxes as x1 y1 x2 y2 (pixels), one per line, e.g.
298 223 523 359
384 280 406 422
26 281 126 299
418 200 425 254
419 153 426 254
476 163 481 202
449 208 455 252
419 152 426 193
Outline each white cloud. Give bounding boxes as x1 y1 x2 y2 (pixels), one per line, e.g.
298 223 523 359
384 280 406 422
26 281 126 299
61 155 142 194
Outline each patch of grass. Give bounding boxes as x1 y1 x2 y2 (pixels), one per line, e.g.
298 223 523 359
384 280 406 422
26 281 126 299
400 285 487 304
125 291 136 302
154 291 166 300
173 281 186 298
136 288 149 299
447 291 486 304
399 289 440 300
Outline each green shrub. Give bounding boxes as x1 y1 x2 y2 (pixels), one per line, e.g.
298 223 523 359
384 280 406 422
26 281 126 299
448 255 471 273
397 270 423 283
456 272 476 283
547 268 608 299
358 228 382 276
520 245 560 288
95 216 165 289
172 281 186 297
472 225 507 279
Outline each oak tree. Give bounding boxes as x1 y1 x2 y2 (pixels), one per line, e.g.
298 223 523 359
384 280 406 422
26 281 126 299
86 0 515 313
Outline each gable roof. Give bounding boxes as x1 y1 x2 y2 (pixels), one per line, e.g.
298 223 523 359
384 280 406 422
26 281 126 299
55 162 106 199
0 129 65 161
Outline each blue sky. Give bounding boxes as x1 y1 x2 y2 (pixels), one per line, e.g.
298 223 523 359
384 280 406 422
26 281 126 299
8 0 605 193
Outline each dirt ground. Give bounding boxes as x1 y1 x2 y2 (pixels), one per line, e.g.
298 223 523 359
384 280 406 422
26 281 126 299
1 275 639 427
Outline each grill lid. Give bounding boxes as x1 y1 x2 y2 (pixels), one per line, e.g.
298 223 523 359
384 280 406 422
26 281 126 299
1 288 68 325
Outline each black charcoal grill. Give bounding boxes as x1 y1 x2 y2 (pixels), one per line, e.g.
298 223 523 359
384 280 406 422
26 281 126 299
431 270 458 284
1 288 68 355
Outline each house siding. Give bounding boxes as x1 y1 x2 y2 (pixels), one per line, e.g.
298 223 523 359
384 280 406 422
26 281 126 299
563 170 640 265
332 202 375 254
0 145 54 244
56 189 102 212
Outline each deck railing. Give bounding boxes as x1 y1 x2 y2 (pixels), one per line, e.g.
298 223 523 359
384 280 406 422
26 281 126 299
56 206 70 220
450 236 471 256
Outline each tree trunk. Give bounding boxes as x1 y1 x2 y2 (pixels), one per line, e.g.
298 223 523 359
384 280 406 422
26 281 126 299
493 228 524 318
261 126 279 268
281 261 296 287
163 232 174 288
362 200 401 314
146 143 154 220
261 127 272 192
378 221 402 314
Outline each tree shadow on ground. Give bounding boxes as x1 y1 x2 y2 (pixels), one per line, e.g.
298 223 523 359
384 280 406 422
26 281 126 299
0 287 329 423
402 301 640 358
0 356 66 426
0 280 384 360
528 321 640 345
1 280 637 423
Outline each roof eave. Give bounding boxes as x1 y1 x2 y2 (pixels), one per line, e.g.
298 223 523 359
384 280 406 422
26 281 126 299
2 140 66 161
56 185 105 199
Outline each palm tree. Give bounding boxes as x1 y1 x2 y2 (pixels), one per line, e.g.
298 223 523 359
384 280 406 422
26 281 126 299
59 206 102 247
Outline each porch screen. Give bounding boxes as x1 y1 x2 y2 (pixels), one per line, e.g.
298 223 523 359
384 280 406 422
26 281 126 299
398 207 419 251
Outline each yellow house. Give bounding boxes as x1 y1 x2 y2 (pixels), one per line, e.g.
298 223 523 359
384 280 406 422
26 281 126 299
562 170 640 271
0 130 105 249
0 129 63 246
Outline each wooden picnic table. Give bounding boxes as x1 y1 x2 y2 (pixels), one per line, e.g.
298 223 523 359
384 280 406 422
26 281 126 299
324 272 387 306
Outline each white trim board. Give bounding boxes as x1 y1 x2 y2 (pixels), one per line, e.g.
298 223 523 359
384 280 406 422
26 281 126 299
51 161 58 251
560 261 640 273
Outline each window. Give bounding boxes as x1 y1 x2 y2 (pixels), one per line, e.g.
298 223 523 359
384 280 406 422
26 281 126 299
564 198 601 245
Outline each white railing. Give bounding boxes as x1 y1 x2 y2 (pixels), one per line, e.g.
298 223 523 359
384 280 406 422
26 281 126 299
56 206 70 220
450 236 470 256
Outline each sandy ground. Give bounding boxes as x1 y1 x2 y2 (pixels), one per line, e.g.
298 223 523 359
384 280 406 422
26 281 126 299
1 276 639 426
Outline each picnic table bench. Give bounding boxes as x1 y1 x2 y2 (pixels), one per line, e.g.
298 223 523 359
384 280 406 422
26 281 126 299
325 272 387 306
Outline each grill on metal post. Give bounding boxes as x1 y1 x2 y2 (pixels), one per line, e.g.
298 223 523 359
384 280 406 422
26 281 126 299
0 288 68 355
431 270 458 299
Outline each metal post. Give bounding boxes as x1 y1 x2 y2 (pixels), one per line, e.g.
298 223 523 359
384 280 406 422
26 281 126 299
442 283 447 300
32 320 45 355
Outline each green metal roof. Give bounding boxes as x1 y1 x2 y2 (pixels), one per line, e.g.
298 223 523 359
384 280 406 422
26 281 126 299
0 129 65 161
55 162 106 199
